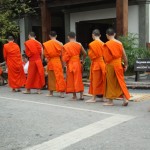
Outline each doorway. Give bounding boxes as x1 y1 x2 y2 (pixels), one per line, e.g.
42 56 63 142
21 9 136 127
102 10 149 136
76 18 116 49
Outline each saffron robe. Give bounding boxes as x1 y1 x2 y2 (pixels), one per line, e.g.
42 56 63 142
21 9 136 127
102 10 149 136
63 41 84 93
103 40 130 100
0 67 3 75
88 40 106 95
43 40 66 92
24 39 45 89
3 42 26 88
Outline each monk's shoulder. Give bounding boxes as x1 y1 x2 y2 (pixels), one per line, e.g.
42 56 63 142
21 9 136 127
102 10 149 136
114 39 122 45
90 40 104 46
3 43 9 48
35 39 42 45
55 40 63 46
74 42 82 49
63 42 69 47
43 40 51 46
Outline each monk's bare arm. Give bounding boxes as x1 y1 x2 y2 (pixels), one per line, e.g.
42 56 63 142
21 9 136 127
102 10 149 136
122 48 128 71
41 45 44 61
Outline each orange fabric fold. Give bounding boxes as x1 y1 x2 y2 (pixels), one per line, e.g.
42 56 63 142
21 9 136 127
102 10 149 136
88 40 106 95
3 42 26 88
43 40 66 92
24 39 45 89
103 40 130 100
63 42 84 93
0 67 3 75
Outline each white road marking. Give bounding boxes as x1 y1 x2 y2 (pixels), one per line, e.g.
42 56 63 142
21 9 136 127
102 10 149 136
24 115 135 150
0 96 117 116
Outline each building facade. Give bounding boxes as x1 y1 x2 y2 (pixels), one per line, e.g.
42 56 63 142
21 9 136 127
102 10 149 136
20 0 150 50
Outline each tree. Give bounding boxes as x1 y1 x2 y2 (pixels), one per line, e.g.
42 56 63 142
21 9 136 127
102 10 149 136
0 0 36 38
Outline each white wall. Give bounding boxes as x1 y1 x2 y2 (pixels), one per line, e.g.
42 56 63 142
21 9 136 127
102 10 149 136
128 5 139 34
149 4 150 42
70 5 139 35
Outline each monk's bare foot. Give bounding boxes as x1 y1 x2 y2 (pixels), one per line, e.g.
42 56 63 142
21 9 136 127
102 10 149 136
71 93 77 100
12 89 16 92
16 89 21 92
34 89 42 94
103 102 114 106
85 99 96 103
96 98 105 102
122 100 129 106
103 100 114 106
22 90 31 94
79 97 84 100
46 94 53 97
71 96 77 101
60 92 64 98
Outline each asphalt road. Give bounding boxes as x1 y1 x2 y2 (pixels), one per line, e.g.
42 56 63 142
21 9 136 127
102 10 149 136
0 86 150 150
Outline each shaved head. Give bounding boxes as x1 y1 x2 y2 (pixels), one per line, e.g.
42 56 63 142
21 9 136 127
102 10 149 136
8 36 14 41
68 32 76 39
92 29 100 36
106 28 115 36
29 32 36 38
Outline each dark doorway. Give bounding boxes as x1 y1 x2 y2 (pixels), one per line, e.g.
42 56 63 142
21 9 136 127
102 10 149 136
32 26 42 43
76 18 116 49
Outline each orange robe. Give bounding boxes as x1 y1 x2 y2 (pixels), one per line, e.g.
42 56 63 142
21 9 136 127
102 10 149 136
0 67 3 75
88 40 106 95
103 40 130 100
63 42 84 93
24 39 45 89
43 40 66 92
3 42 26 88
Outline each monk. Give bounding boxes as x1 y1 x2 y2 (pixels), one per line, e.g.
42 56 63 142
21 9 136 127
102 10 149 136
103 28 130 106
43 31 66 98
86 29 106 103
23 32 45 94
3 36 26 91
63 32 86 100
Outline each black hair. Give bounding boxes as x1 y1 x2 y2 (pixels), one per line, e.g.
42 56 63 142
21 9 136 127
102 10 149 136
92 29 100 36
68 32 76 38
29 32 36 37
7 36 14 41
22 54 28 59
106 28 115 36
49 31 57 37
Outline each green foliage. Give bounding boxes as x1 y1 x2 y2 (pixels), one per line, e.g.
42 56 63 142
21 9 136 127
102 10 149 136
0 39 7 44
119 33 150 72
83 54 91 78
0 0 35 37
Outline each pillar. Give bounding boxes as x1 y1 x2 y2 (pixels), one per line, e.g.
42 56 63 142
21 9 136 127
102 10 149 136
40 0 51 42
116 0 128 36
138 1 150 47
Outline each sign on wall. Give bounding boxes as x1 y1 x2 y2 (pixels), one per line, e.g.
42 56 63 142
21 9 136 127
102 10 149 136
134 59 150 71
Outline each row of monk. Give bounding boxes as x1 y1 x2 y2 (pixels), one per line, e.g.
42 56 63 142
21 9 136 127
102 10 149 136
1 28 130 106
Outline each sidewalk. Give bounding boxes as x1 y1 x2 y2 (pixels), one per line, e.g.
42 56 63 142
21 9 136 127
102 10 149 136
83 73 150 102
125 73 150 88
83 73 150 89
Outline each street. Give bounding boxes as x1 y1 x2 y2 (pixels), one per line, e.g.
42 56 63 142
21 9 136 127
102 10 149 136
0 86 150 150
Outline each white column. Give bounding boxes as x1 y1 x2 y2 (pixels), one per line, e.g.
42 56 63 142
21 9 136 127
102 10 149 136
19 18 25 53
